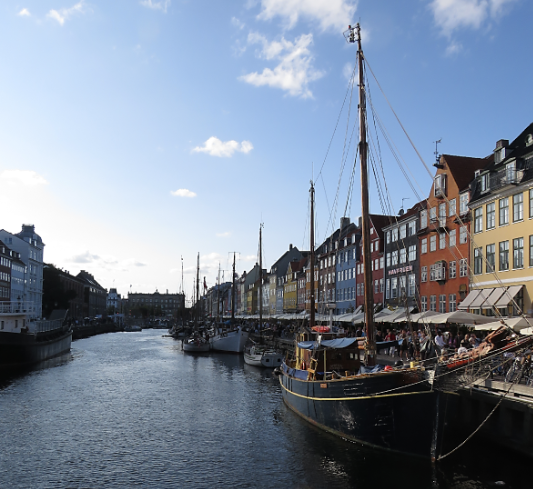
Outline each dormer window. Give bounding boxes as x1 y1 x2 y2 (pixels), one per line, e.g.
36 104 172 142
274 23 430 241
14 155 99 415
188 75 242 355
480 173 490 192
526 134 533 147
505 161 516 184
434 174 446 197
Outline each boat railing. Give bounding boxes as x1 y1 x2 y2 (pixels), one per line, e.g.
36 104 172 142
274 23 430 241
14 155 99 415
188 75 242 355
0 301 35 315
32 319 64 333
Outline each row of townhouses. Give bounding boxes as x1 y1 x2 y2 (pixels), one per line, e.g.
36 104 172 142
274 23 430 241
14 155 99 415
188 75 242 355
204 123 533 319
0 225 185 321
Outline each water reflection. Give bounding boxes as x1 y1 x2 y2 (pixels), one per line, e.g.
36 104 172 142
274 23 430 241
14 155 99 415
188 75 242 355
0 330 529 489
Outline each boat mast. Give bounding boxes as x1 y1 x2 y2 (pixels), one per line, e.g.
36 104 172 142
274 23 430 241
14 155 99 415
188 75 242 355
259 223 263 330
231 252 236 322
196 252 200 326
217 264 221 322
310 181 315 328
353 23 376 365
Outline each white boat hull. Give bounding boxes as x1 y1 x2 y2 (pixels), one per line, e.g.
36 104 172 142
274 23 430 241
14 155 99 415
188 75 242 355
210 328 249 353
183 339 210 352
244 347 284 367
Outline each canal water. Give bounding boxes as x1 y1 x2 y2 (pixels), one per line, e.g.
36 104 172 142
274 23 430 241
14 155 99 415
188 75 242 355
0 330 528 488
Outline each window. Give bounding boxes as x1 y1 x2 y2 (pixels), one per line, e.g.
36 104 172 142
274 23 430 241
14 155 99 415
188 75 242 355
374 280 379 294
530 236 533 267
449 261 456 279
530 189 533 218
421 266 427 282
513 193 523 222
386 231 391 244
391 277 398 299
408 274 415 297
430 235 437 252
385 279 390 299
474 248 482 275
434 174 446 196
392 228 398 241
408 221 416 236
421 238 427 254
480 173 489 192
408 245 416 262
445 200 455 220
460 258 468 277
399 225 406 239
499 197 509 225
420 210 428 228
430 207 437 223
400 248 406 264
474 207 483 233
486 244 495 273
399 276 406 297
380 257 384 269
460 193 469 215
430 295 437 312
380 278 384 293
499 241 509 271
392 250 398 265
439 232 446 250
449 294 457 312
449 229 456 247
370 242 374 253
513 237 524 269
486 202 495 229
459 226 467 244
439 294 446 313
386 253 391 267
439 203 446 223
421 296 427 312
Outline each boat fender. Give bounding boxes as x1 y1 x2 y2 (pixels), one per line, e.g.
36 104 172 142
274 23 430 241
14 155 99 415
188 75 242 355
301 361 306 370
273 367 281 376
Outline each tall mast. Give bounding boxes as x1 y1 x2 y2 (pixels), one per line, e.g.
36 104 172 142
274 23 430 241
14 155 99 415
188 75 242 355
259 224 263 329
217 264 221 321
355 23 376 365
196 253 200 326
231 252 236 321
310 181 315 328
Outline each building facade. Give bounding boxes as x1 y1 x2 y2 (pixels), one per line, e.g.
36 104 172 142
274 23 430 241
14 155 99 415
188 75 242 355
418 154 488 313
466 126 533 316
0 225 45 318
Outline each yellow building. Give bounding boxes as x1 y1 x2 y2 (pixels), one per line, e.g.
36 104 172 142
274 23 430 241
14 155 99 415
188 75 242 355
283 261 299 313
465 126 533 317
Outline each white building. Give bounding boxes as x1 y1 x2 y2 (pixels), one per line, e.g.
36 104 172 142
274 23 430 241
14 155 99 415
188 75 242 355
0 225 45 319
107 288 122 312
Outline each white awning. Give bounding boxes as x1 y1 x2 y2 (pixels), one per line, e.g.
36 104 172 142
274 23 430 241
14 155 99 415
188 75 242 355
424 311 495 325
457 289 483 310
474 316 533 332
494 285 523 308
481 288 508 309
469 288 494 308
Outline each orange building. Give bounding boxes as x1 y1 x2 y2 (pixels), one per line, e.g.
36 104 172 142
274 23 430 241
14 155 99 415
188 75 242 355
418 154 489 313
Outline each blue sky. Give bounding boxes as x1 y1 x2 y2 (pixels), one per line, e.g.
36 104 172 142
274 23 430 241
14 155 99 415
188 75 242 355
1 0 531 303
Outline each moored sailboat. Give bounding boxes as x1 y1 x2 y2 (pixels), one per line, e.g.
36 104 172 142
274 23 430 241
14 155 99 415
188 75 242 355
278 24 442 459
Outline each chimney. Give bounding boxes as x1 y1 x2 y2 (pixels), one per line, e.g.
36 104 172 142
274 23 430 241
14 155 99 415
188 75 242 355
289 244 293 250
340 217 350 229
358 216 362 228
495 139 509 150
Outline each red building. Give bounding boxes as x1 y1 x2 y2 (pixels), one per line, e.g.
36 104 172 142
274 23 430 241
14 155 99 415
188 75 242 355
356 214 393 309
418 154 489 313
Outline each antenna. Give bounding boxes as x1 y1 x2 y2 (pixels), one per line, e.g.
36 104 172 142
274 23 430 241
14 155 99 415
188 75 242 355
433 138 442 167
399 197 410 215
343 24 357 43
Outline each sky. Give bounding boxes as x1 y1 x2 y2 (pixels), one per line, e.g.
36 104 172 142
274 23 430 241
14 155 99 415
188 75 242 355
1 0 532 304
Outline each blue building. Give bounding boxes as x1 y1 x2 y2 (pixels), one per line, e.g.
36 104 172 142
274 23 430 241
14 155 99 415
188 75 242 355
335 219 360 315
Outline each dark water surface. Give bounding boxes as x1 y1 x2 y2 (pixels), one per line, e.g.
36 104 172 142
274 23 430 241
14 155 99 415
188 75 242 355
0 330 529 488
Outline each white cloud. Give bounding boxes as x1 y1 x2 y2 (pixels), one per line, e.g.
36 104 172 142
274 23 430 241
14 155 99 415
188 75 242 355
140 0 171 13
257 0 357 32
342 62 354 81
240 32 323 98
445 40 462 56
216 232 231 238
232 17 245 29
47 1 88 26
0 169 48 186
192 137 253 157
171 188 197 198
18 8 31 17
430 0 516 35
70 251 100 264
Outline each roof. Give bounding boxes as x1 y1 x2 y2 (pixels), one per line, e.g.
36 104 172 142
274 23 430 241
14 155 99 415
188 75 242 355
369 214 396 239
441 154 492 192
